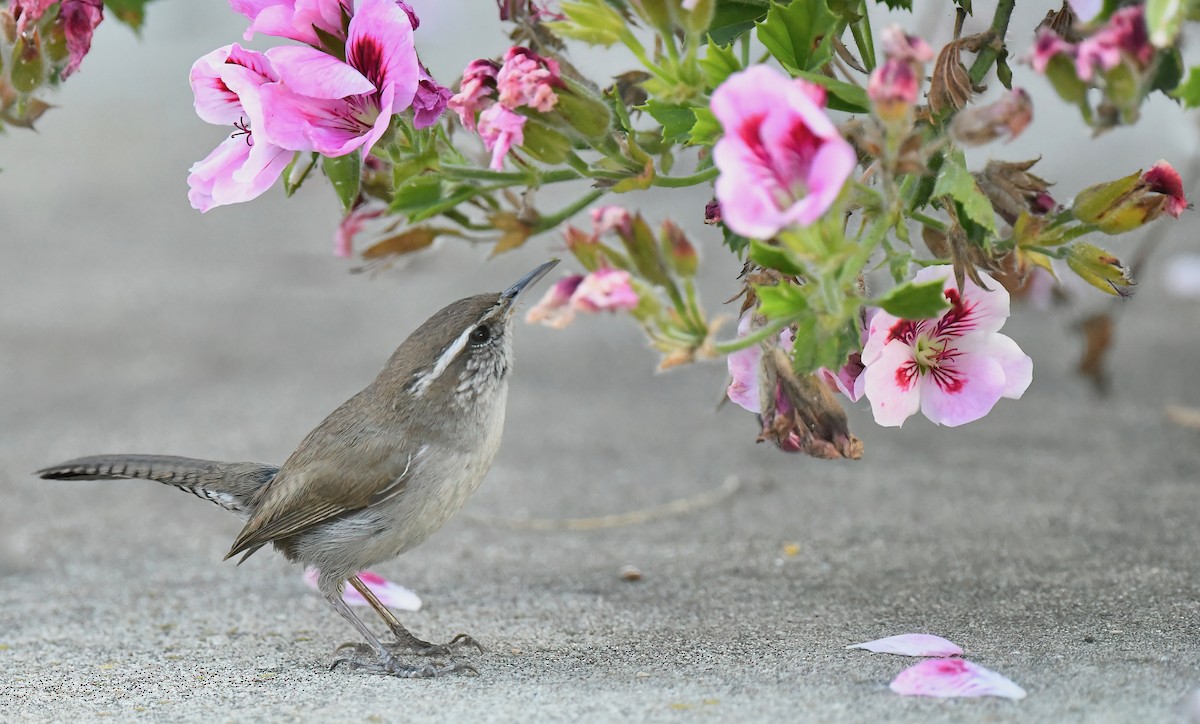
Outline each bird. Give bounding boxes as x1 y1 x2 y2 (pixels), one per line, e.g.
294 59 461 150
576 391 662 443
36 259 559 678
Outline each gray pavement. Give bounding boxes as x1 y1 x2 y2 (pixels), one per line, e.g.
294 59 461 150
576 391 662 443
2 3 1199 722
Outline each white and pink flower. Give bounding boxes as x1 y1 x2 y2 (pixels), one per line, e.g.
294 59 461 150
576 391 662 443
861 266 1032 427
711 65 858 239
187 44 293 212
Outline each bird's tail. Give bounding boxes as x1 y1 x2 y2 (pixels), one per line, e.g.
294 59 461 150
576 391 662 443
36 454 278 516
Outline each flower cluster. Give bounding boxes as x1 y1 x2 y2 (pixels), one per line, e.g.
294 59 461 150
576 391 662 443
1 0 104 128
188 0 449 211
1031 5 1156 126
448 46 562 170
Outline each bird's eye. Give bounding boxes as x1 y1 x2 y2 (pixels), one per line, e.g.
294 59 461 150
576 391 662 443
469 326 491 344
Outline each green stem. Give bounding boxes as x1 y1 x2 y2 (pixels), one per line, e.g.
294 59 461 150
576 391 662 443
712 316 793 356
439 165 582 185
651 165 719 188
967 0 1016 86
910 211 946 232
535 189 606 231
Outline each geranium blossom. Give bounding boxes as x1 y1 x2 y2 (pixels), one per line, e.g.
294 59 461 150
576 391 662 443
230 0 350 46
711 65 857 238
477 104 526 171
257 0 419 159
496 47 561 112
187 44 293 212
59 0 104 78
526 269 638 328
448 59 501 131
861 266 1032 427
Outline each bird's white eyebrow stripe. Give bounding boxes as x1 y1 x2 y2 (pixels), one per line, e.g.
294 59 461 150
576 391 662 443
409 324 476 396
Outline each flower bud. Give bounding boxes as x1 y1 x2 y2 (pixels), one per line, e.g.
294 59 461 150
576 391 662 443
629 0 672 33
1066 242 1135 297
1073 161 1187 234
10 31 45 94
881 26 934 64
553 78 612 140
564 224 604 271
868 58 918 125
1 10 16 44
518 118 573 165
43 16 69 64
676 0 715 36
660 220 698 277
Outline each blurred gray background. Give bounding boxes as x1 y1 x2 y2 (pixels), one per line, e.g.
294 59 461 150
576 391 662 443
1 2 1198 721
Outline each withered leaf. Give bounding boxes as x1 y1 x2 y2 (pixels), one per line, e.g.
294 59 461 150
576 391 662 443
361 226 445 259
929 40 974 117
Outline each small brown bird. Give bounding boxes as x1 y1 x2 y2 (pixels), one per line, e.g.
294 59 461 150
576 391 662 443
37 259 558 678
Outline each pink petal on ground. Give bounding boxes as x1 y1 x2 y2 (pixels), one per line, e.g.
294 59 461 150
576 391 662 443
847 634 964 657
890 658 1026 700
302 567 422 611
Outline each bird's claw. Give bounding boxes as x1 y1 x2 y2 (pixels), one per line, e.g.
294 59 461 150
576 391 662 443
388 630 486 656
333 657 477 681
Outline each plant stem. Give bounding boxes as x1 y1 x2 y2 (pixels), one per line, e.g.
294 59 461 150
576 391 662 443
712 316 793 356
968 0 1016 86
910 210 946 232
850 2 876 72
536 189 606 231
652 165 719 187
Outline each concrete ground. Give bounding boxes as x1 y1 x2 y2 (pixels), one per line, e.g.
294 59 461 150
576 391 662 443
2 3 1199 722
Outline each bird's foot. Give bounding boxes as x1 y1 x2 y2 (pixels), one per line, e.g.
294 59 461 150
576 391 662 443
330 646 477 678
336 630 483 660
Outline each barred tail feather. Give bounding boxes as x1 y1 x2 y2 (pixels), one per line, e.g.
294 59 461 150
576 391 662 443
37 454 278 515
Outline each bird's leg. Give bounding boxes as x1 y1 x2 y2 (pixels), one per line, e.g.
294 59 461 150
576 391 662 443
324 588 474 678
346 575 484 656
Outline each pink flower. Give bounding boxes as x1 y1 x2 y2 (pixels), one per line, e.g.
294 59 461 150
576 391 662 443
257 0 419 159
726 314 795 413
11 0 56 34
1142 160 1188 218
880 26 933 64
890 659 1026 700
571 268 639 312
229 0 350 47
861 266 1032 427
1031 29 1075 74
58 0 103 78
1075 6 1153 81
711 66 857 239
448 59 501 131
525 275 584 328
477 104 526 170
334 205 383 257
413 66 452 129
819 352 865 402
496 46 561 113
591 205 632 237
187 44 293 212
868 59 919 121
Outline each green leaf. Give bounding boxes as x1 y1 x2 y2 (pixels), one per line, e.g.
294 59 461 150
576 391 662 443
1146 0 1186 47
643 100 699 141
756 281 808 318
1170 64 1200 107
723 226 751 254
1151 47 1184 94
688 107 722 145
749 239 805 275
710 1 770 45
323 152 362 213
872 279 950 319
877 0 912 8
389 175 442 214
700 40 742 89
933 150 996 235
791 69 870 112
756 0 836 73
102 0 160 31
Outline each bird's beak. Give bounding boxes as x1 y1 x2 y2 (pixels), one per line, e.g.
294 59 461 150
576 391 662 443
500 259 559 311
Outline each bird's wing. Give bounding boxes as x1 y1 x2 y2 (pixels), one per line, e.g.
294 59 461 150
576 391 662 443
225 392 418 560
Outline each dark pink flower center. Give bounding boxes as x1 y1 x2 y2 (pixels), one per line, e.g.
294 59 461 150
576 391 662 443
738 113 819 206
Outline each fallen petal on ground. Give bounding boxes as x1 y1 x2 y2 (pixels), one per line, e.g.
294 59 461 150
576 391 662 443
847 633 963 657
303 567 422 611
890 658 1026 699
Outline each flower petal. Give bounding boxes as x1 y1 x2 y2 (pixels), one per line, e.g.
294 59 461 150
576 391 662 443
346 0 419 111
957 332 1032 400
913 265 1011 337
847 634 964 658
266 46 375 99
302 567 422 611
862 339 923 427
188 133 290 212
191 45 250 125
918 348 1007 427
890 659 1026 699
